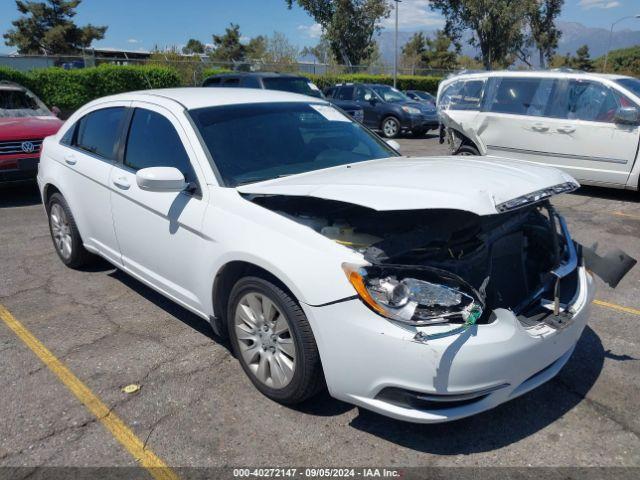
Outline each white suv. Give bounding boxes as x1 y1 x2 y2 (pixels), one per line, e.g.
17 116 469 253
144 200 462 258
437 71 640 190
38 88 595 423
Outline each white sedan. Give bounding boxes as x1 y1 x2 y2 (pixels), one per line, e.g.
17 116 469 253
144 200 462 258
38 88 595 423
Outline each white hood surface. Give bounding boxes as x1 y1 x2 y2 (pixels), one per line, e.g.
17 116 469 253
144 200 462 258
237 156 578 216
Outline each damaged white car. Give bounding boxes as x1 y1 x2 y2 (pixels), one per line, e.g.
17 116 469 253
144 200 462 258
38 88 633 423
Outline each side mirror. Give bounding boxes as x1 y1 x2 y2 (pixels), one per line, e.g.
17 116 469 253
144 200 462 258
386 139 401 153
136 167 186 192
614 106 640 125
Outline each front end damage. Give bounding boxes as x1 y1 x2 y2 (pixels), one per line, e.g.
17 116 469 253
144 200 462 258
245 190 634 422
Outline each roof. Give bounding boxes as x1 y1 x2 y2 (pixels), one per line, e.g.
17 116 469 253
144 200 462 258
96 87 327 110
205 72 309 79
442 69 634 83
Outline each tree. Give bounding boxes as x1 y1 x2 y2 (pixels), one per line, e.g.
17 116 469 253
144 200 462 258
574 44 593 71
210 23 246 63
430 0 529 70
424 30 458 70
401 32 428 73
4 0 106 55
246 35 267 59
182 38 205 55
285 0 391 67
301 35 335 64
526 0 564 68
265 32 299 64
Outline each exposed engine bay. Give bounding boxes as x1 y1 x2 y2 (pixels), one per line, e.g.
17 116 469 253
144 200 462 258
246 193 635 337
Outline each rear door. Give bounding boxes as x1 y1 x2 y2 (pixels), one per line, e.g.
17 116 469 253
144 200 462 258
109 103 209 312
58 104 128 264
478 76 559 161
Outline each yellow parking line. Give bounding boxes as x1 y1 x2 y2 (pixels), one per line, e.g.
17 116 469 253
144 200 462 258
612 211 640 221
0 304 179 480
593 299 640 317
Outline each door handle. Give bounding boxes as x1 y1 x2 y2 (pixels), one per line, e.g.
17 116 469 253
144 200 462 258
531 123 549 132
557 125 576 134
64 154 77 165
112 177 131 190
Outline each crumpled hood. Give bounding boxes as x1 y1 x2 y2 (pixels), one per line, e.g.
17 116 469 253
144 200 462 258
237 156 579 216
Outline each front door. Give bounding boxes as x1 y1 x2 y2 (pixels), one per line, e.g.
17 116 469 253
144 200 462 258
109 103 209 313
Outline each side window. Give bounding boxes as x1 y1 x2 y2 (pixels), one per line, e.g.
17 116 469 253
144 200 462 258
354 86 373 101
222 78 240 87
74 107 125 159
60 124 75 146
336 86 354 100
204 77 221 87
488 77 557 116
124 109 197 185
324 87 336 98
562 80 621 123
440 80 484 111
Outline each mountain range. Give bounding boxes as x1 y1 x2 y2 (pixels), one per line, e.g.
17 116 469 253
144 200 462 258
376 21 640 65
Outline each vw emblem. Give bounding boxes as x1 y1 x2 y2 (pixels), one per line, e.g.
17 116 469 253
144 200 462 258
21 141 35 153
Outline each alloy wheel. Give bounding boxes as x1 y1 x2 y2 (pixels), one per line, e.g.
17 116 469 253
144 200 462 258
234 292 296 389
383 119 399 137
50 203 73 260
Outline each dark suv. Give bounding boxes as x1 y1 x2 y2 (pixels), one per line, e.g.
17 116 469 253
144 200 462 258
325 83 439 138
202 72 364 123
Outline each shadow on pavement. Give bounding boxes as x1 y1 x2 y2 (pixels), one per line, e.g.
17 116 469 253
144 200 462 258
572 185 639 203
348 326 604 454
0 182 41 208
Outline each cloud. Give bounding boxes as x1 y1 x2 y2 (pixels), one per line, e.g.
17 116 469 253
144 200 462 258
297 23 323 39
578 0 621 9
381 0 444 30
127 38 140 44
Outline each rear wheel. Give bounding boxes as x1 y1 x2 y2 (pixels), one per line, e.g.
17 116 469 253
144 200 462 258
47 193 94 268
456 144 480 156
227 276 324 404
381 116 401 138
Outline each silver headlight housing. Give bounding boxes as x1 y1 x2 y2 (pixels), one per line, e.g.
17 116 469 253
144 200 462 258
343 263 484 326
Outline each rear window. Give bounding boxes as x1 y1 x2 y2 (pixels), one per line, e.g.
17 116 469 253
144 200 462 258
262 77 323 98
616 78 640 98
0 88 51 118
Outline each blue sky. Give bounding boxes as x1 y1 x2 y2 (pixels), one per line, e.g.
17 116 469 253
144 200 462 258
1 0 640 54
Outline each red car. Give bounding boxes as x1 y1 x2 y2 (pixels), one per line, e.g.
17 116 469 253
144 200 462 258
1 81 63 184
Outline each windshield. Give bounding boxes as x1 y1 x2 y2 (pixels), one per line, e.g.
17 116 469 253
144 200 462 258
0 88 51 118
413 91 435 102
189 102 398 187
262 77 324 99
371 85 410 103
616 78 640 98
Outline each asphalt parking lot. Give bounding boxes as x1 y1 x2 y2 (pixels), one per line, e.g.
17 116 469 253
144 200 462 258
1 134 639 474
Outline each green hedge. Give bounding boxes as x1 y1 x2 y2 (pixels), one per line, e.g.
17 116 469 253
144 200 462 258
307 73 443 93
0 64 181 113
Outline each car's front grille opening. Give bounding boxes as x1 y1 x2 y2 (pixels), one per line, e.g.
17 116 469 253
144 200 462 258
375 384 509 411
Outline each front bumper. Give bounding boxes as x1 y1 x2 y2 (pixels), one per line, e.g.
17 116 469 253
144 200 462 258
404 113 440 131
0 155 39 183
303 266 594 423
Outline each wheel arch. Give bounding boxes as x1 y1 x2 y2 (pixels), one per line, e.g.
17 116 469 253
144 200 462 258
210 260 301 338
42 183 62 212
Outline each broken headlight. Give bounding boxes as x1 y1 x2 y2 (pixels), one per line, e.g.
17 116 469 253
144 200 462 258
343 263 484 326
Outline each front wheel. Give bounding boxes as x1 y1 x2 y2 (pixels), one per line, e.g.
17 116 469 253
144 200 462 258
227 276 324 404
381 116 401 138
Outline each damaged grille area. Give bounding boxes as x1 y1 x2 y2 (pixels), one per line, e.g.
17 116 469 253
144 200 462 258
247 194 579 326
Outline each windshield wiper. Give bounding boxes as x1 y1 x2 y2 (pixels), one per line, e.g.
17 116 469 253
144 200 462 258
235 174 294 186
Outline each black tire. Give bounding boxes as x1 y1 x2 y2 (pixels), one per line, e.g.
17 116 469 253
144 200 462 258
47 192 94 269
381 116 401 138
227 276 324 405
456 144 481 156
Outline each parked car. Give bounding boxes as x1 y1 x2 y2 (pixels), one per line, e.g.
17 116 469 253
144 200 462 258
203 72 364 123
437 70 640 190
0 81 63 184
404 89 436 106
39 88 600 424
325 83 439 138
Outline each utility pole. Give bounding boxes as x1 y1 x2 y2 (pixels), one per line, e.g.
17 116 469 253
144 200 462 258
603 14 640 73
393 0 401 88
